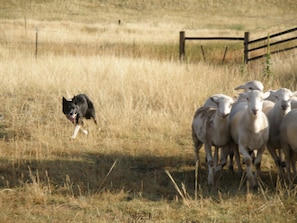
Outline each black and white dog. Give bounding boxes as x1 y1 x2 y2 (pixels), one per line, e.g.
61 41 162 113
62 94 97 139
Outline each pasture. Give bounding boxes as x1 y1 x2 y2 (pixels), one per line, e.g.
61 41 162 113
0 0 297 222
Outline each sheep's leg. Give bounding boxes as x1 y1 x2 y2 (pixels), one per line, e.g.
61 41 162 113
282 144 292 181
193 141 202 163
267 145 282 170
253 146 265 181
228 150 234 172
239 145 256 188
278 148 285 167
215 146 228 173
214 147 219 167
192 129 202 163
291 152 297 180
205 143 214 186
277 147 286 178
231 141 242 175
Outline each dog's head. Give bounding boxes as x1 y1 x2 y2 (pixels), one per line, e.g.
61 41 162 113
63 96 79 123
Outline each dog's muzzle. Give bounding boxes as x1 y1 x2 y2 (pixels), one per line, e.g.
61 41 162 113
66 113 77 123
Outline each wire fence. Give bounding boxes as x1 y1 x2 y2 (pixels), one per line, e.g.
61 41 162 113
1 15 297 64
0 24 179 61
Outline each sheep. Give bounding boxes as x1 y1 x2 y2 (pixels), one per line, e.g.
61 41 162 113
234 80 264 92
280 109 297 181
229 81 265 118
192 94 234 185
203 80 264 109
226 81 265 171
201 80 265 173
266 89 297 109
264 88 297 175
230 90 270 189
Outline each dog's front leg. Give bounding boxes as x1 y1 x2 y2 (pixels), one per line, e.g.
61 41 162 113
71 125 81 139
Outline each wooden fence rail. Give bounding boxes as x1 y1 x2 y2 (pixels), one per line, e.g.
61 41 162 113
179 27 297 64
246 27 297 62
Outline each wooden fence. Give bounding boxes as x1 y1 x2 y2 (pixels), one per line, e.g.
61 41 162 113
179 27 297 64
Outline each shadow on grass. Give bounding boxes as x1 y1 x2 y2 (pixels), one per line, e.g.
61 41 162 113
0 149 281 201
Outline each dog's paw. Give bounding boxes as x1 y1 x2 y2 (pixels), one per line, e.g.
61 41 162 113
81 130 88 135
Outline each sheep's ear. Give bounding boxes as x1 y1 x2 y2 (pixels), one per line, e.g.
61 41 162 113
265 90 275 99
234 84 245 90
292 91 297 97
269 90 277 95
263 91 271 100
210 96 219 104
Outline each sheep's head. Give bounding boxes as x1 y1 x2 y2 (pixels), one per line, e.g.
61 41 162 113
234 80 264 93
241 90 270 118
271 88 297 115
210 95 234 119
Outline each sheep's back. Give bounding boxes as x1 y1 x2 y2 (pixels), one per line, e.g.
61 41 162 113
280 110 297 152
192 107 216 142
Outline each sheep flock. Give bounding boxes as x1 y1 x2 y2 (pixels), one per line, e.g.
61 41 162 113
192 80 297 190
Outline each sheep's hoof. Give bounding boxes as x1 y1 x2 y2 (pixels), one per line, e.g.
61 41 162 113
248 179 259 193
251 184 259 193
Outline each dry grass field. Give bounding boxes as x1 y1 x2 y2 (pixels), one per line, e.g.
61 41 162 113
0 0 297 222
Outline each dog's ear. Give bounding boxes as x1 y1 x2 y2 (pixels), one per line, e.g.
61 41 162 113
62 97 67 114
72 95 77 104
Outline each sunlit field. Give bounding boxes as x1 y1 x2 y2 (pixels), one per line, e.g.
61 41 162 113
0 0 297 222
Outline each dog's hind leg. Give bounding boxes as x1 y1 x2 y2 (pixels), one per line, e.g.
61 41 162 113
80 128 88 135
71 125 81 139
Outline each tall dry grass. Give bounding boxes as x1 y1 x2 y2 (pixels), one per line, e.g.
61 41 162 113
0 49 297 222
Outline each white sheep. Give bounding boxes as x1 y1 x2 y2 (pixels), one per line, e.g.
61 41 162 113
192 94 234 185
201 80 265 173
280 109 297 181
234 80 264 92
266 89 297 109
203 80 264 108
227 81 265 171
264 88 297 175
229 80 265 119
230 90 270 189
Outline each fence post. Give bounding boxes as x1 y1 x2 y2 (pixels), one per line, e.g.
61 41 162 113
244 31 249 64
200 45 206 61
222 46 228 64
179 31 185 61
35 27 38 58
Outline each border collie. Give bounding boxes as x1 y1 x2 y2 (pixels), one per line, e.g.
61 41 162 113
62 94 97 139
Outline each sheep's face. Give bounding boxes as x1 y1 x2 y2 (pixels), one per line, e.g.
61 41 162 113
273 88 293 114
244 90 269 118
211 96 234 119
